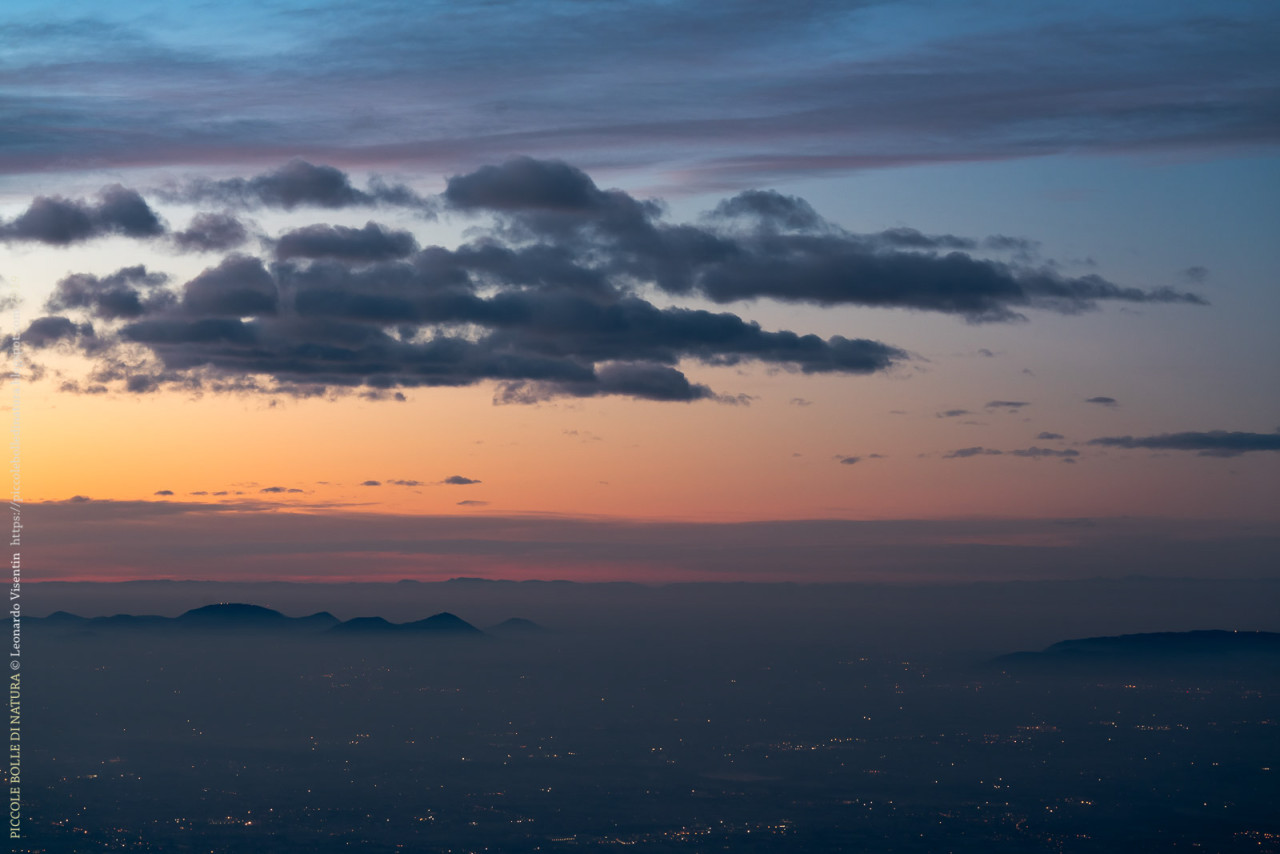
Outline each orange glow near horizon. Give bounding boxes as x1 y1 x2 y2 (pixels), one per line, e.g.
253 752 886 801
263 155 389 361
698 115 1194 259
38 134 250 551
20 366 1280 530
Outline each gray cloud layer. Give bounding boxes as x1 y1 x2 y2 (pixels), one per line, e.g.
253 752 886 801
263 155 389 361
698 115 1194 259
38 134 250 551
2 4 1275 186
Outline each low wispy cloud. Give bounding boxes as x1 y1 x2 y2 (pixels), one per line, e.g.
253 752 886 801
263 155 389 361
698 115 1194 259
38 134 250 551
1085 396 1119 407
1089 430 1280 458
1009 447 1079 459
943 447 1004 459
944 445 1078 461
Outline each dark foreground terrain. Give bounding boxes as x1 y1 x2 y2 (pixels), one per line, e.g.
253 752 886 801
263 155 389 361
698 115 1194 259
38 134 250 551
13 579 1280 853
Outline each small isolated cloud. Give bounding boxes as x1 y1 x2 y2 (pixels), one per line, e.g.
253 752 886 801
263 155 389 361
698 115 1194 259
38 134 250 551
1182 266 1209 284
985 400 1029 410
45 265 171 320
259 486 289 493
1037 431 1065 440
15 316 93 349
943 447 1003 459
1009 447 1080 459
361 480 382 487
172 212 250 252
443 475 481 485
1088 430 1280 458
789 398 812 407
1086 396 1119 407
837 453 885 465
457 500 489 507
169 160 433 213
68 495 92 503
0 185 164 245
388 479 424 486
936 409 970 418
153 490 174 496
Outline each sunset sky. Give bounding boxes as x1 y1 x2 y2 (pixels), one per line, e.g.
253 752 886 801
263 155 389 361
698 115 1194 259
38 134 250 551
3 0 1277 582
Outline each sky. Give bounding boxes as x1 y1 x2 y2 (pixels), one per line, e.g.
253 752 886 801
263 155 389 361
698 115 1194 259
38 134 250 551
2 0 1278 582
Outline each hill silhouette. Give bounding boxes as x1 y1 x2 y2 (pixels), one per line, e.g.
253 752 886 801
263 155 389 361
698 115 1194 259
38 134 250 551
991 630 1280 677
31 605 486 638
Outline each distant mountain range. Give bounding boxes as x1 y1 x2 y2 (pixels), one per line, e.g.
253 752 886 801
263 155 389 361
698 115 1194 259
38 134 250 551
992 630 1280 676
33 603 544 638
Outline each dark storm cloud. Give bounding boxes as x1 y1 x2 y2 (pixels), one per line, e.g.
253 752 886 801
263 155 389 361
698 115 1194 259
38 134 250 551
873 227 976 251
274 222 419 262
706 190 829 233
15 316 94 348
943 447 1003 459
445 160 1204 322
0 185 164 245
443 476 481 485
46 266 172 320
1088 430 1280 457
172 212 250 252
445 157 607 213
27 157 1203 401
1086 396 1119 407
496 362 714 404
180 255 278 316
171 160 433 212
